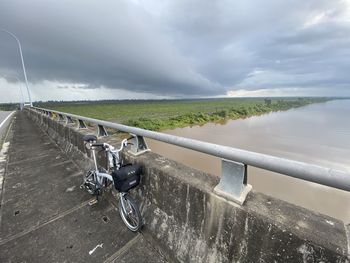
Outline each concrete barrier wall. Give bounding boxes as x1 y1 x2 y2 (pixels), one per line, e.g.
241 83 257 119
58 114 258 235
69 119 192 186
26 109 350 263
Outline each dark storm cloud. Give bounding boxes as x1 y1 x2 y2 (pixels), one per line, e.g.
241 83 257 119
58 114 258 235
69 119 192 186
0 0 349 97
0 0 222 96
162 0 350 92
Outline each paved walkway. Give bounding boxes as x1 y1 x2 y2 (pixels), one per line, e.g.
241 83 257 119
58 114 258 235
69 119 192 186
0 112 166 262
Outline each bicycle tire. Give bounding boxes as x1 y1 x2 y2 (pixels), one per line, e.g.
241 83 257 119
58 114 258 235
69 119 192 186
118 194 142 232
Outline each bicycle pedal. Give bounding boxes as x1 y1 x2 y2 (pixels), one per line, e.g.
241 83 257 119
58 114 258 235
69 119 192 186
88 199 98 206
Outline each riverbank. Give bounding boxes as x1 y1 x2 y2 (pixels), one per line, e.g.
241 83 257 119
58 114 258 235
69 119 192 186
39 97 330 131
146 99 350 222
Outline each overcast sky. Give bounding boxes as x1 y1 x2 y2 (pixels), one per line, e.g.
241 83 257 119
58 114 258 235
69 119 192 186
0 0 350 103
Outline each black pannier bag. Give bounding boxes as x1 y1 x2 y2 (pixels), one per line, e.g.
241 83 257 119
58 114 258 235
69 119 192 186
112 164 142 192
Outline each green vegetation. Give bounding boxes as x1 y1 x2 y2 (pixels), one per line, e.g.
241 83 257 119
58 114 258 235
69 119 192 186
0 103 18 111
38 97 329 131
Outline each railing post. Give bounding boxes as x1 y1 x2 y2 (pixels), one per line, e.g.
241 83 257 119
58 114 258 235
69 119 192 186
77 119 87 129
65 116 75 125
97 125 108 137
38 109 44 124
214 159 252 205
128 133 150 156
58 114 65 122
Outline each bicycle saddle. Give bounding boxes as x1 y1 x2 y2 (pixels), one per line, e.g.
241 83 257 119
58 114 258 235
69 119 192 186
83 134 97 143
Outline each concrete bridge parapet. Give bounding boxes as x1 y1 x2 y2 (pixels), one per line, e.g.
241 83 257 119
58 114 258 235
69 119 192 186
26 108 350 263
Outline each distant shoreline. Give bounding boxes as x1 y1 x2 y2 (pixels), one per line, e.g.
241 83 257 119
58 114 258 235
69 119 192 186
39 97 330 131
125 98 330 131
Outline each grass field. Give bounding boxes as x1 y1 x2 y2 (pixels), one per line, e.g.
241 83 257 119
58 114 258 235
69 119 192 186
38 97 328 131
0 104 18 111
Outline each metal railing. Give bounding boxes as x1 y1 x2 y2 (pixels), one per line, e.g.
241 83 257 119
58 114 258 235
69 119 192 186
28 106 350 204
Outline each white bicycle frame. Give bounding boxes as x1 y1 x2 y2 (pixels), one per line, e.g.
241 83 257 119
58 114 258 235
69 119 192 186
90 139 128 186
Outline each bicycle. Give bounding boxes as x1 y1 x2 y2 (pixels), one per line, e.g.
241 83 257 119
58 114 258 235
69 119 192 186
81 134 143 232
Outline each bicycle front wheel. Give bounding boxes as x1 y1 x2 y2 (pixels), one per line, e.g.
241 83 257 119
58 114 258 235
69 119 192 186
118 194 142 232
83 170 98 195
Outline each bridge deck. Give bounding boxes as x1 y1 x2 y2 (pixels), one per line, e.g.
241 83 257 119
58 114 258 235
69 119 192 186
0 112 166 262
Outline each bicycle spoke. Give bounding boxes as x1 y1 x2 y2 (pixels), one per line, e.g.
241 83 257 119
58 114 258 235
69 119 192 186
127 210 138 226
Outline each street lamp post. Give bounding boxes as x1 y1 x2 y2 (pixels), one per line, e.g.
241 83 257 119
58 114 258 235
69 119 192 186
1 29 33 106
14 77 25 106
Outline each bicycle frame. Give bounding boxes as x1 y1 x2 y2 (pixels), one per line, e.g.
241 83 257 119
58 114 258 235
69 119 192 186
89 139 127 186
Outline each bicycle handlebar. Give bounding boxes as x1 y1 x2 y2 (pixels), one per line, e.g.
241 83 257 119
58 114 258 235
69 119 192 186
91 139 128 153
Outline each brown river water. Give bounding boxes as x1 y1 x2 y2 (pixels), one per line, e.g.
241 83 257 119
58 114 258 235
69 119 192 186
146 99 350 222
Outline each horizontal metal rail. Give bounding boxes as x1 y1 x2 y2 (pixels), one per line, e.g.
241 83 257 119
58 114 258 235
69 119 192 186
30 106 350 192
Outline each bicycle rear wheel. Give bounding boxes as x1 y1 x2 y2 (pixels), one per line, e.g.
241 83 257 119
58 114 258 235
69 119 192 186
118 194 142 232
